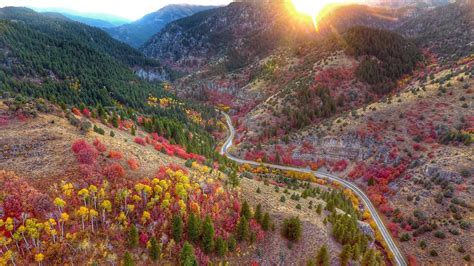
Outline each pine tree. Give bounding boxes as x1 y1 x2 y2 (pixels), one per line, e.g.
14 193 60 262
180 242 198 266
123 251 134 266
316 204 323 215
316 245 330 266
112 113 119 128
351 243 361 261
339 245 352 266
227 235 237 252
282 216 302 242
254 204 263 224
240 201 251 220
215 236 228 257
236 216 249 242
128 224 139 248
187 212 201 243
149 237 160 261
361 249 379 266
202 216 215 253
172 215 184 242
262 212 271 231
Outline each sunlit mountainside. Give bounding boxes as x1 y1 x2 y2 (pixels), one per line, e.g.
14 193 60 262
0 0 472 265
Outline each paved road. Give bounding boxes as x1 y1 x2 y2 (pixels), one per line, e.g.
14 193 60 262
219 112 407 266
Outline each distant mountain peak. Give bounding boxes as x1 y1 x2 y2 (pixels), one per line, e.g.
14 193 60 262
104 4 218 48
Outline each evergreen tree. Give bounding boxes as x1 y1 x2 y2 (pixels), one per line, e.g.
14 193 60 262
261 212 271 231
187 212 201 243
202 216 215 253
180 242 198 266
128 224 139 248
131 126 136 136
316 204 323 215
339 245 352 266
172 215 184 242
316 245 330 266
254 204 263 224
361 249 380 266
351 243 361 261
240 201 251 220
281 216 302 242
236 216 249 242
123 251 134 266
112 113 119 128
215 236 228 257
149 237 160 261
227 235 237 252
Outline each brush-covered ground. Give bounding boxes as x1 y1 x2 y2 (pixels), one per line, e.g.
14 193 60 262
0 97 388 265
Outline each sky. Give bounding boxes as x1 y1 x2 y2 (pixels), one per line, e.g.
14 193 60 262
0 0 233 20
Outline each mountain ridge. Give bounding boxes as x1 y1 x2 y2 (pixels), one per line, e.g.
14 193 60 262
105 4 218 48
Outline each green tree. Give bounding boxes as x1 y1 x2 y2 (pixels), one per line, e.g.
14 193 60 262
316 204 322 215
202 216 215 253
128 224 139 248
240 201 251 220
180 242 198 266
282 216 302 242
261 212 271 231
112 113 119 128
123 251 134 266
215 236 228 257
339 245 352 266
148 237 161 261
236 216 249 242
227 235 237 252
254 204 263 224
316 245 330 266
187 212 201 243
172 215 184 242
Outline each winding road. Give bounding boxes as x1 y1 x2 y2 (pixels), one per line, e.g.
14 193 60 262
219 112 407 266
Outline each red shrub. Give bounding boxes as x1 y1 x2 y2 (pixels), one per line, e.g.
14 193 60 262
134 137 146 146
82 108 91 118
76 147 99 165
108 150 123 160
93 139 107 153
72 139 89 153
103 163 125 180
127 158 140 170
71 107 81 116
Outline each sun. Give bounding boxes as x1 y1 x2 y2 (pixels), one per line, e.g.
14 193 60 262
291 0 347 30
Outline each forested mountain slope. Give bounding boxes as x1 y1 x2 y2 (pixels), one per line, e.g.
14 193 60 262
141 2 399 72
397 2 474 63
0 7 164 109
105 5 216 48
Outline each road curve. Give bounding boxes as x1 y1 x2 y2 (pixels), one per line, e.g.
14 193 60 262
219 112 407 266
